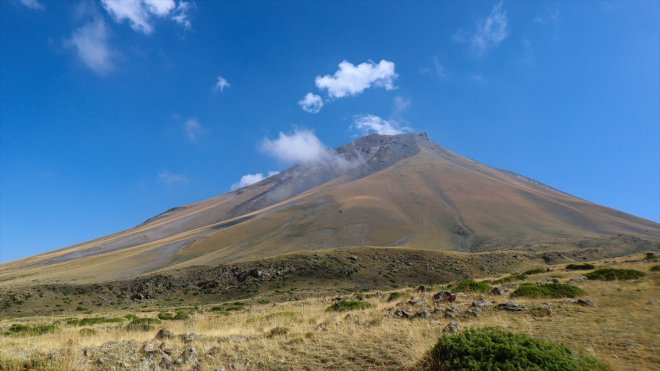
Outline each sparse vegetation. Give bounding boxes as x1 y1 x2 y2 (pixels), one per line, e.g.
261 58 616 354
511 283 585 298
387 292 404 302
79 328 96 336
425 328 608 370
268 326 289 337
326 300 373 312
566 263 596 270
492 273 527 284
6 323 57 336
650 265 660 272
125 317 160 331
452 280 491 293
522 268 547 275
66 316 124 326
586 268 646 281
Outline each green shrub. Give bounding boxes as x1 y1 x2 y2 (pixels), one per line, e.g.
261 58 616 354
511 283 585 298
426 328 608 370
387 292 404 302
67 316 124 326
644 252 657 262
7 324 58 336
75 306 88 312
125 317 160 331
157 312 174 320
650 265 660 272
326 300 373 312
522 268 547 275
585 268 646 281
453 280 491 293
125 314 138 320
566 263 595 271
173 310 190 320
492 273 528 285
79 328 96 336
258 299 271 305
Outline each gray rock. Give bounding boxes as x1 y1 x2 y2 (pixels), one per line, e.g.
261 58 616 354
465 306 481 317
417 285 427 293
433 291 456 302
160 354 174 369
471 300 493 309
142 340 161 354
183 333 203 343
530 303 553 317
156 328 175 340
415 309 429 318
498 301 527 311
348 255 359 262
490 287 508 295
178 347 197 364
577 299 595 307
443 322 461 334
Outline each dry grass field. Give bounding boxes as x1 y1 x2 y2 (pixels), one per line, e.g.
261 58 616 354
1 254 658 370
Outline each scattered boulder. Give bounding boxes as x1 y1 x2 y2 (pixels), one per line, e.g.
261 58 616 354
544 278 560 284
577 299 595 307
530 303 553 317
433 291 456 302
443 322 461 334
498 301 527 312
348 255 359 262
471 300 493 309
177 347 197 364
465 306 481 318
160 354 174 369
183 333 203 343
444 306 459 319
415 309 429 318
142 340 161 354
390 309 412 319
155 328 175 340
490 287 509 295
417 285 427 293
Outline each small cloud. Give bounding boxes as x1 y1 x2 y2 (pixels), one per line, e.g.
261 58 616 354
352 115 408 136
420 57 448 79
315 60 398 99
215 76 230 92
230 171 278 191
260 129 328 164
298 93 324 114
66 18 114 75
455 2 509 57
183 118 204 142
171 1 192 30
100 0 190 34
19 0 44 10
158 169 188 184
534 10 559 27
392 96 411 119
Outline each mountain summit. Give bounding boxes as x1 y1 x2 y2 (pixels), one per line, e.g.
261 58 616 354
2 133 658 284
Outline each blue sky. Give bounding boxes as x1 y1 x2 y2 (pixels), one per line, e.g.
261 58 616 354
1 0 658 262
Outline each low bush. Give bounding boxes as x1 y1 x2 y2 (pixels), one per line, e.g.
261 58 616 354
585 268 646 281
387 292 403 302
452 280 491 293
511 283 585 298
66 316 124 326
79 328 96 336
125 317 160 332
157 312 174 320
425 327 608 370
650 265 660 272
566 263 595 270
522 268 547 275
326 300 373 312
268 326 289 337
492 274 527 285
7 324 58 336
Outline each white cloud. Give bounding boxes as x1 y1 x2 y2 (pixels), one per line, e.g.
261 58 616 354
171 1 192 30
215 76 230 92
100 0 190 34
184 118 203 142
298 93 324 113
315 60 397 98
158 169 188 184
67 18 114 75
471 2 509 56
230 171 278 191
352 115 407 136
420 57 448 79
260 129 328 164
455 2 509 57
19 0 44 10
534 10 559 27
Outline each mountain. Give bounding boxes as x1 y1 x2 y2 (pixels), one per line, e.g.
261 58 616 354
1 133 658 285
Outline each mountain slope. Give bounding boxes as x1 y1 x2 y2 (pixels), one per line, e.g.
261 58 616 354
1 133 658 285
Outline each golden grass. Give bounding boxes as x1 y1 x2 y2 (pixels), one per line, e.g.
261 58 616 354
1 256 658 370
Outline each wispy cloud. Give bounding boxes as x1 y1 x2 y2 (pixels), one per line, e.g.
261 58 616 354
66 18 114 75
215 76 230 92
100 0 192 34
19 0 44 11
183 118 204 142
420 57 448 79
352 115 408 136
260 129 328 164
298 92 324 114
315 60 397 98
534 10 559 27
230 171 278 191
455 2 509 57
158 169 188 184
